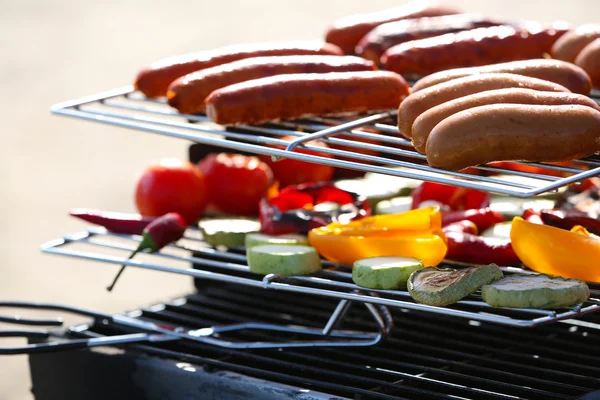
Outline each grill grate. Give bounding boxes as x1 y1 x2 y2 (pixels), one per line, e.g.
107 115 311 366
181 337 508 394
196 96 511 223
65 282 600 400
50 86 600 198
40 227 600 330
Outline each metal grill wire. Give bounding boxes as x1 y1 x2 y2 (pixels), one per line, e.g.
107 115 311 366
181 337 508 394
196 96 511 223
40 227 600 329
50 86 600 198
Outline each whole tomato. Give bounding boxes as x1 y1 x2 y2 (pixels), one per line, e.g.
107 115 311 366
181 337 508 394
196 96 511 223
135 158 208 224
261 135 334 188
198 153 273 215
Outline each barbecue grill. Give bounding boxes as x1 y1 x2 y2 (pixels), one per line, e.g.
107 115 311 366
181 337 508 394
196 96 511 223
3 83 600 399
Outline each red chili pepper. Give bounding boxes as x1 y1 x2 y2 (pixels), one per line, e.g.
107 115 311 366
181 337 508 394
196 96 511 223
442 208 504 232
442 220 479 235
411 182 490 211
521 209 544 224
70 209 155 235
106 212 187 292
540 209 600 236
259 182 371 235
443 231 520 266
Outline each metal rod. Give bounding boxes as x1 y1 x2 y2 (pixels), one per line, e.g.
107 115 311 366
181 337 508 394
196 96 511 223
322 299 353 336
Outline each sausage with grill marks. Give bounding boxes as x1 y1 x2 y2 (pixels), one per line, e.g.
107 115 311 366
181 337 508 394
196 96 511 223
324 0 461 54
205 71 410 126
412 88 600 153
382 23 570 79
426 104 600 171
134 41 343 98
355 13 510 63
167 55 376 114
576 38 600 89
397 73 570 138
411 59 592 94
551 24 600 62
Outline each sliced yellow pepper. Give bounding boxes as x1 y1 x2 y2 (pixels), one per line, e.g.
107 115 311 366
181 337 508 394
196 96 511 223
510 217 600 283
308 207 447 267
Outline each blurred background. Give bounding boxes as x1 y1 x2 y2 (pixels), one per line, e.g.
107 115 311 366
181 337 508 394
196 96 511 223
1 0 598 398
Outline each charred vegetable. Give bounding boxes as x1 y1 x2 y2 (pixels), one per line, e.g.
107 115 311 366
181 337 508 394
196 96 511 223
482 274 590 309
408 264 503 306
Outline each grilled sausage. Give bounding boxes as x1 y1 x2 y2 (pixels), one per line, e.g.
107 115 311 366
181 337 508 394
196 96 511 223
134 41 343 98
411 59 592 94
397 73 570 137
382 23 569 78
167 55 376 114
356 13 508 63
576 38 600 89
324 0 461 54
205 71 410 126
412 88 600 153
426 104 600 171
551 24 600 62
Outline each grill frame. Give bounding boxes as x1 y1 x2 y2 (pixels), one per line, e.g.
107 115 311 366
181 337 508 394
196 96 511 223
50 86 600 198
40 227 600 332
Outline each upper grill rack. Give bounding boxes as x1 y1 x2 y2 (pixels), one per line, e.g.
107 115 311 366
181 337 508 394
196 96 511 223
41 226 600 329
51 86 600 198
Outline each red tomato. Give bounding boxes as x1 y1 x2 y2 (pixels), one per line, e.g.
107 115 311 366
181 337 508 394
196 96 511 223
198 153 273 215
135 158 208 224
262 135 334 188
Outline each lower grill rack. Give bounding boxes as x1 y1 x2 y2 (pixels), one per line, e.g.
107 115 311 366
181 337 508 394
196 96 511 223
29 283 600 400
40 226 600 338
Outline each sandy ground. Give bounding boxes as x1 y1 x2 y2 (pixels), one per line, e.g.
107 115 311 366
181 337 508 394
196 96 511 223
1 0 598 399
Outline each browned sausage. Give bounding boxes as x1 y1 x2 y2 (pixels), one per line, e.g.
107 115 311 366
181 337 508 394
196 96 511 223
551 24 600 62
355 13 509 63
426 104 600 171
167 55 376 114
576 38 600 89
411 59 591 94
382 22 570 78
205 71 410 126
397 73 570 137
412 88 600 153
324 0 461 54
134 41 343 98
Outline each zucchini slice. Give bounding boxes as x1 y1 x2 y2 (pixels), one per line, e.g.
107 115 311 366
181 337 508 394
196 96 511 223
353 256 424 290
245 233 309 249
482 274 590 309
199 218 260 247
247 244 322 277
408 264 503 306
481 221 512 240
375 197 412 215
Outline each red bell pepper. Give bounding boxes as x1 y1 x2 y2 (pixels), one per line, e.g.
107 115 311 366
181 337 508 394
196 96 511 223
540 209 600 236
443 231 520 266
259 182 371 235
441 208 505 232
442 220 479 235
411 182 490 211
522 208 544 224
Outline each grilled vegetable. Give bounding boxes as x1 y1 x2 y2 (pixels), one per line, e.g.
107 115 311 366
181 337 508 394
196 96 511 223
352 256 424 290
482 274 590 309
481 222 512 239
247 244 322 277
442 231 520 266
408 264 503 306
199 218 261 247
107 212 187 291
69 209 155 235
245 232 308 249
442 208 505 232
375 197 412 215
411 182 490 211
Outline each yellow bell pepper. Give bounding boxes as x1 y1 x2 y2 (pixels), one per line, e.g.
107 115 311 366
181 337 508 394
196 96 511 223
510 217 600 283
308 207 447 267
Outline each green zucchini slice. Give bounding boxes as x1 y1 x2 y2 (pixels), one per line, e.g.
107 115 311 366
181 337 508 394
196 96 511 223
245 233 309 249
352 256 424 290
199 218 260 247
408 264 504 306
247 244 322 277
482 274 590 309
